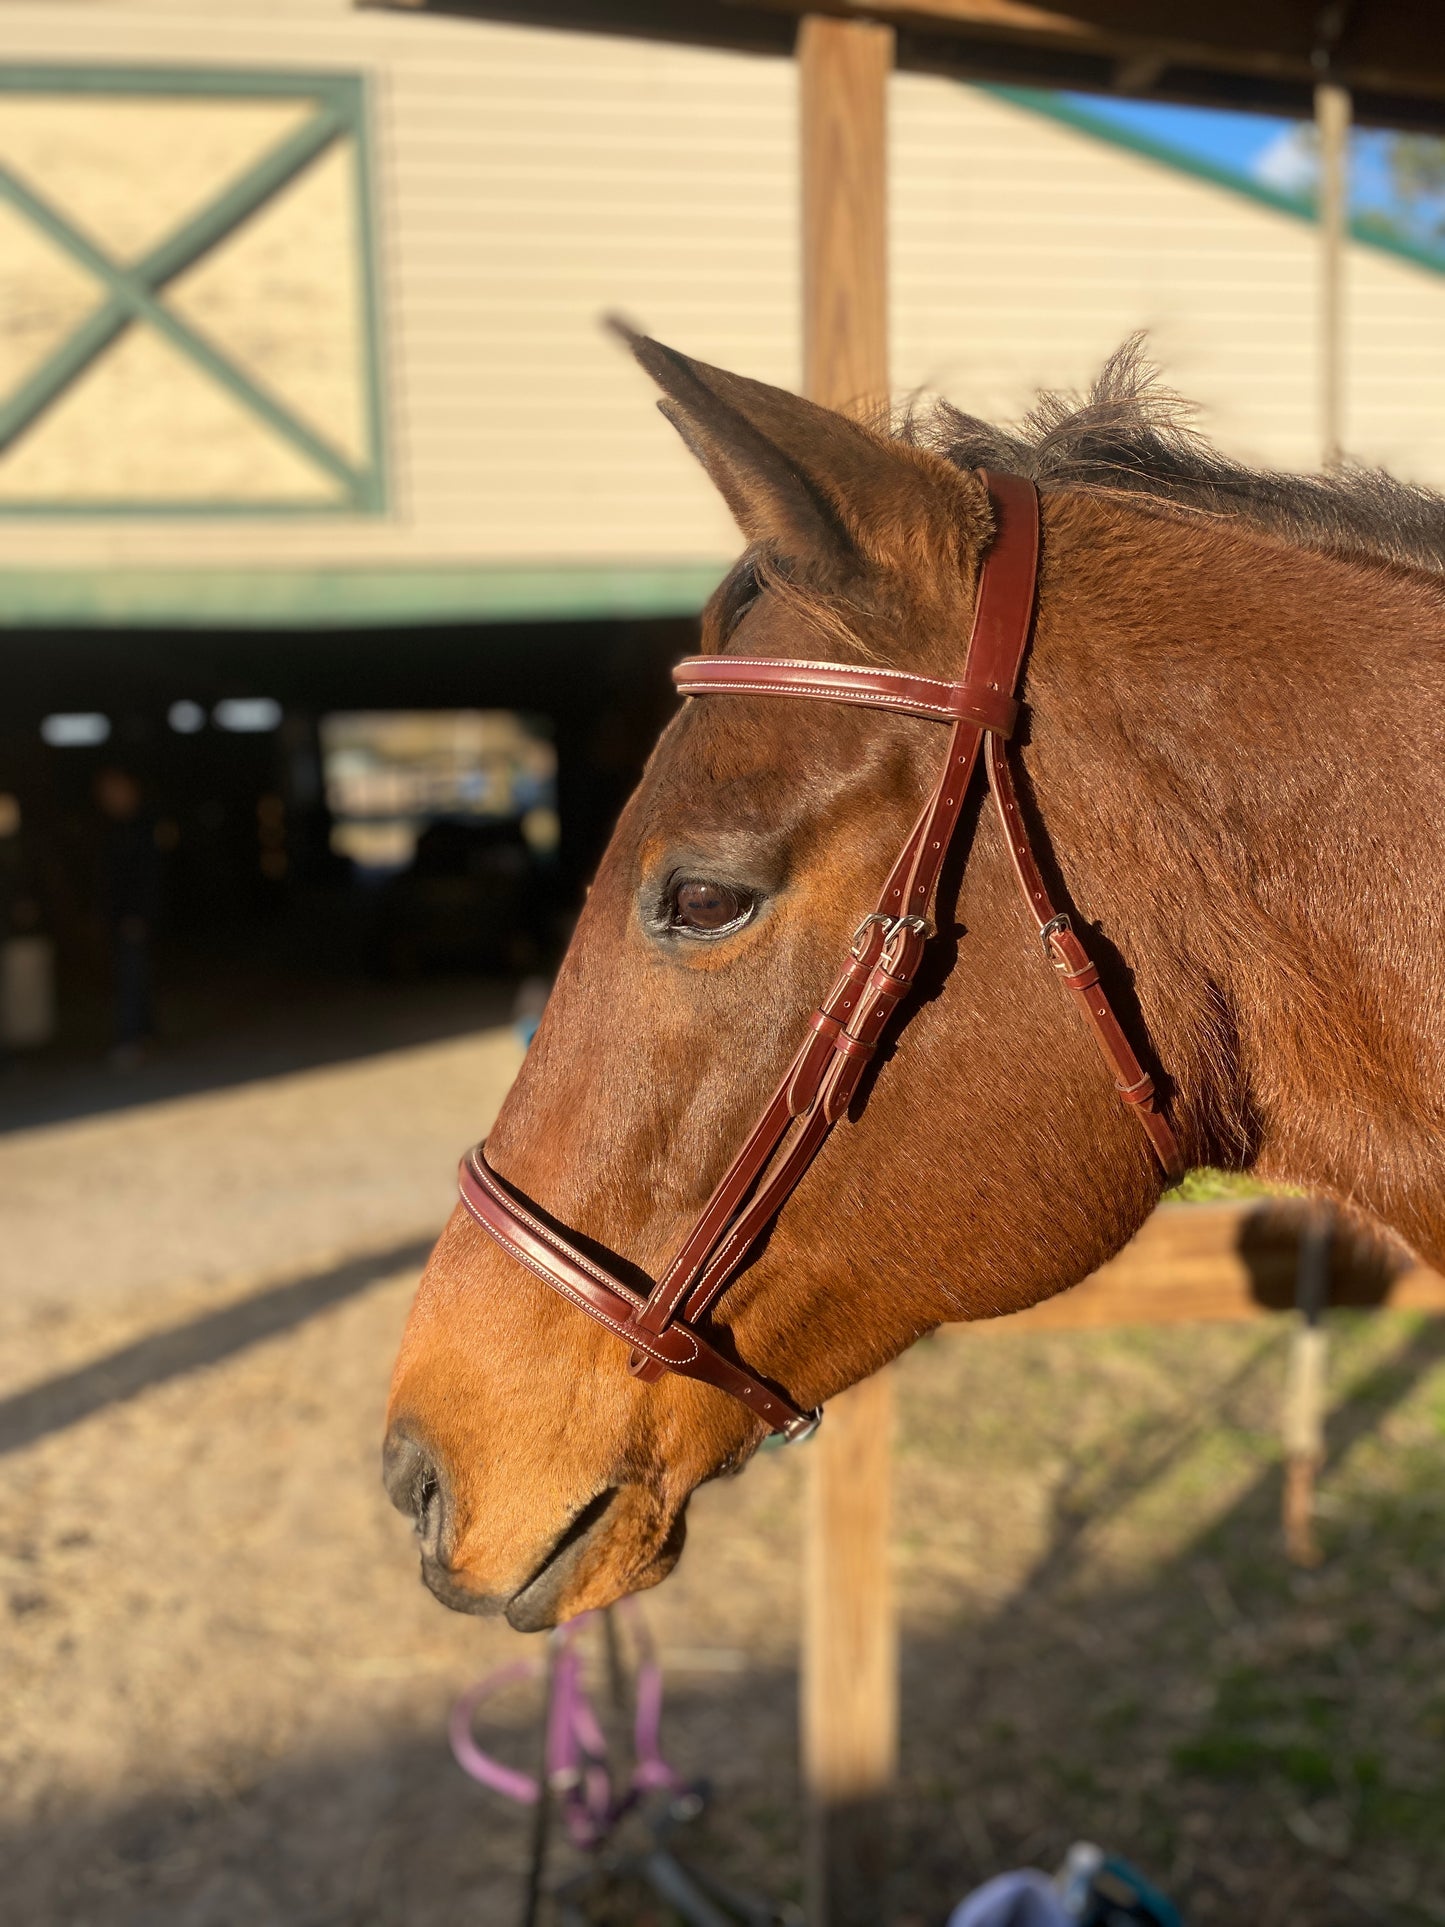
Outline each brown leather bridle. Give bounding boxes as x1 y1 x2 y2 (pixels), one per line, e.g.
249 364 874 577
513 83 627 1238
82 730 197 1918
458 473 1182 1441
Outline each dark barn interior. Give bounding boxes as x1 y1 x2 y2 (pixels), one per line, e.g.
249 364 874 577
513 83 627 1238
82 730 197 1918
0 615 687 1115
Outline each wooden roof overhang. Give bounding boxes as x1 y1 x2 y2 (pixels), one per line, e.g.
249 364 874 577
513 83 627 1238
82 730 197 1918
374 1 1445 132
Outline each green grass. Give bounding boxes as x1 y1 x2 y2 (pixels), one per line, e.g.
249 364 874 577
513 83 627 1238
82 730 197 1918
883 1307 1445 1920
1164 1167 1301 1204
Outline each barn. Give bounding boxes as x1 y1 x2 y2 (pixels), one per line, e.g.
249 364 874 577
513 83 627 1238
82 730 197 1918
4 0 1445 1029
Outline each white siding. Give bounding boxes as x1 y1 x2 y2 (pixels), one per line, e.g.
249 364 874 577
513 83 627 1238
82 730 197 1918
0 4 1443 575
891 80 1445 482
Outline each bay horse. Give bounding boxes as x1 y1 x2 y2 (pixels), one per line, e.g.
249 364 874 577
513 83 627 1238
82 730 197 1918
386 332 1445 1631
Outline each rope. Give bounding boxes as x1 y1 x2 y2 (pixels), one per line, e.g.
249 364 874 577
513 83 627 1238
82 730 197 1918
449 1599 685 1916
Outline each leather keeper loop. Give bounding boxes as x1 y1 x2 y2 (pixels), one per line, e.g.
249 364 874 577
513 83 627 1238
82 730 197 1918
1049 932 1093 975
785 948 881 1118
1116 1074 1157 1104
865 964 913 1006
831 1030 876 1062
954 681 1020 736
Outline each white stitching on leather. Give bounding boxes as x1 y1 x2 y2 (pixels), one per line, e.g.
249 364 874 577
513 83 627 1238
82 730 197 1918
675 660 1012 727
467 1156 646 1304
678 656 955 692
460 1195 702 1369
686 1111 827 1317
683 677 960 718
460 1166 798 1415
463 1157 705 1366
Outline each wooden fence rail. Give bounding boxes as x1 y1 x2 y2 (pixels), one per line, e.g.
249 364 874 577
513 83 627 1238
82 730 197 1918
978 1199 1445 1334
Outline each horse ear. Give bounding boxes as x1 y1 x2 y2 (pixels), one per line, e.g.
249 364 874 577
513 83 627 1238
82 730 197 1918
612 323 986 577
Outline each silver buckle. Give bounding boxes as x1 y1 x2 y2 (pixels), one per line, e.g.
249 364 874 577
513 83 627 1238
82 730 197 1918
781 1407 823 1445
1040 912 1072 969
850 912 892 958
882 913 929 967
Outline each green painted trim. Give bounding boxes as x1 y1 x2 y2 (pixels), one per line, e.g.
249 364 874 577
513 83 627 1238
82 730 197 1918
142 103 346 287
0 66 387 515
353 77 389 516
0 297 125 451
0 134 361 493
984 86 1445 281
0 66 363 103
0 562 730 628
0 497 361 519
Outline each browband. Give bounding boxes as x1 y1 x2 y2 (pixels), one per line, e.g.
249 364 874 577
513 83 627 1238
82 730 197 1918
458 472 1182 1440
673 657 1020 737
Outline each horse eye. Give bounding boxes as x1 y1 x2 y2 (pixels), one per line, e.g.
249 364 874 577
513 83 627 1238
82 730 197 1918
670 879 752 935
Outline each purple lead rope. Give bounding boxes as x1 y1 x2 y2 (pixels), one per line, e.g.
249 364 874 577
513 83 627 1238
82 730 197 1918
449 1600 682 1851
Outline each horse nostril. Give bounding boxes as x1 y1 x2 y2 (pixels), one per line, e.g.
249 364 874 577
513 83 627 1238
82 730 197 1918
383 1430 443 1539
415 1472 441 1545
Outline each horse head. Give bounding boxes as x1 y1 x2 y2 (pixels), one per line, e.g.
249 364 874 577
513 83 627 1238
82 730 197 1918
384 336 1191 1629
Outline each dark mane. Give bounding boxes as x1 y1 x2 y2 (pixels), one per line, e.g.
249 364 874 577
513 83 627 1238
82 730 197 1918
907 336 1445 578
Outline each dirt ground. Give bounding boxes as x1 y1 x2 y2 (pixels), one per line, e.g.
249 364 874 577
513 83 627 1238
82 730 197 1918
3 1017 1444 1926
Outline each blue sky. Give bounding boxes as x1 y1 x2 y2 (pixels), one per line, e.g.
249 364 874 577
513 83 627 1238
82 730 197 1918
1063 95 1400 223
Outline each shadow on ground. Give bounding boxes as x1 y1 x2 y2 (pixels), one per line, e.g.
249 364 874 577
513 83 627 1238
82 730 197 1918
891 1315 1445 1927
0 1236 435 1458
0 968 514 1136
5 1304 1444 1927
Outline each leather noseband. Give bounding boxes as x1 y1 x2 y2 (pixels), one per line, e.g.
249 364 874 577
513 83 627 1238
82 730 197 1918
458 473 1182 1441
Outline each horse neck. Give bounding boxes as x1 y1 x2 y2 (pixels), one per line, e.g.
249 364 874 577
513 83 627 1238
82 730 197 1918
1027 490 1445 1256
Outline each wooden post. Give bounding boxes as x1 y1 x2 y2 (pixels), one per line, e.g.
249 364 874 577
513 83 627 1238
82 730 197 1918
800 14 892 417
1315 81 1350 468
798 17 897 1927
804 1373 897 1923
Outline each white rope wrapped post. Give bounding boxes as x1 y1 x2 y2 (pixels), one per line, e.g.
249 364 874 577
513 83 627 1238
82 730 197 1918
797 16 898 1925
1283 1203 1333 1566
1285 83 1348 1569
